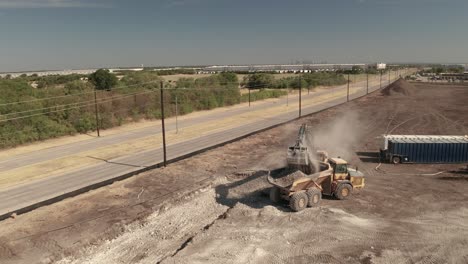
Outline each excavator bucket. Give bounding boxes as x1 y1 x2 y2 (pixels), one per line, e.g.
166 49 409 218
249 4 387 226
287 124 312 172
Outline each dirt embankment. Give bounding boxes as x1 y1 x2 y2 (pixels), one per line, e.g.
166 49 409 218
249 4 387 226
1 81 468 264
381 78 415 96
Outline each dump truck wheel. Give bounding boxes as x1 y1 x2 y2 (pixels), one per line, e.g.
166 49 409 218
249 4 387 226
289 192 308 212
335 184 352 200
392 156 401 164
270 187 281 203
306 188 321 207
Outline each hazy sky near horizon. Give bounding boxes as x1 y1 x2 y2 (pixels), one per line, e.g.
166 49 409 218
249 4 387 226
0 0 467 72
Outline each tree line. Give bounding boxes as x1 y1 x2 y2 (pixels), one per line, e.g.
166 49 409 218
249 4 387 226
241 72 347 89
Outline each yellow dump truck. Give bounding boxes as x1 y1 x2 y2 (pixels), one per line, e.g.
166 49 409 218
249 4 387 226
268 157 365 212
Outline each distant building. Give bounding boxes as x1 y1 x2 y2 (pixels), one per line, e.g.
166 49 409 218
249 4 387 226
201 63 367 73
440 73 468 81
0 69 97 78
376 63 387 70
0 67 145 79
109 67 144 73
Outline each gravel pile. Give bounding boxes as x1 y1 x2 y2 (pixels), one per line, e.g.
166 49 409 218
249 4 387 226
272 170 307 187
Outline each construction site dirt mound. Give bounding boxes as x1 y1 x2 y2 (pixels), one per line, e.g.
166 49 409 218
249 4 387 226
381 78 415 96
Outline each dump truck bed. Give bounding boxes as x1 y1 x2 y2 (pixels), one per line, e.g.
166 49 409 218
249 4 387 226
268 169 311 188
267 162 333 190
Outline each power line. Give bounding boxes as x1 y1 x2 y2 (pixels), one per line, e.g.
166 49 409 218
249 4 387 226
1 89 156 117
0 86 297 134
0 86 242 120
1 76 377 123
0 80 379 140
2 97 93 117
0 82 235 108
0 72 375 107
0 72 340 106
0 80 160 107
0 101 157 139
0 86 250 118
0 90 156 123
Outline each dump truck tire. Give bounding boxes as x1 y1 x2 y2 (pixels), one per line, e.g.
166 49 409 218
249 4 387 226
270 187 281 203
289 192 308 212
335 184 352 200
306 188 321 207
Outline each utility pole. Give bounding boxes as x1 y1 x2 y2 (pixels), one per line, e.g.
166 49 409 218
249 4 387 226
93 89 100 137
299 77 302 117
160 81 167 167
354 74 356 94
248 87 251 107
380 70 382 89
388 70 390 86
286 87 289 107
366 69 369 95
175 95 178 134
347 73 350 102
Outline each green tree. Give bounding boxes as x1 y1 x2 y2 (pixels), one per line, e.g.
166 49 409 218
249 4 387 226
64 80 92 95
243 73 275 88
176 77 195 88
351 66 363 74
175 73 239 89
89 69 117 90
447 66 464 73
120 71 161 89
433 67 444 74
218 72 238 87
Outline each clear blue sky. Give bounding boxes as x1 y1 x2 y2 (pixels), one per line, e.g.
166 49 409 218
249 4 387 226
0 0 467 72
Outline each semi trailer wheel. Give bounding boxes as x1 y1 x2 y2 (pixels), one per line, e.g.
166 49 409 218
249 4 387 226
306 188 322 207
289 192 308 212
270 187 281 203
392 156 401 164
335 184 352 200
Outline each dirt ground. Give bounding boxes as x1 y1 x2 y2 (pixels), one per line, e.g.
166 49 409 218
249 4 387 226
1 80 467 264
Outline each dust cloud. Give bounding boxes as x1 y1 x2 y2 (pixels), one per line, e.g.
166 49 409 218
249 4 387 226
306 111 362 161
248 124 295 171
250 112 363 173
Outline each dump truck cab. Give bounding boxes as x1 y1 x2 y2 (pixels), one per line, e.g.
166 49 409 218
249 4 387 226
329 158 348 180
326 158 365 199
